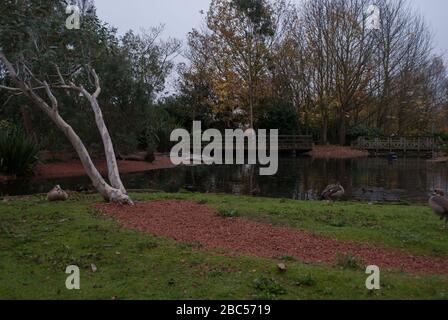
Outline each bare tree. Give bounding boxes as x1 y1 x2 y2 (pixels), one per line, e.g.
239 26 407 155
372 0 432 132
276 0 434 143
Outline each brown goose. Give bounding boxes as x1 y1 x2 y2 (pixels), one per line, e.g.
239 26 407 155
320 183 345 201
429 189 448 230
47 185 69 202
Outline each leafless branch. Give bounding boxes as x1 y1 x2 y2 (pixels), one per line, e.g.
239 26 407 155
43 81 58 112
90 68 101 99
53 64 66 85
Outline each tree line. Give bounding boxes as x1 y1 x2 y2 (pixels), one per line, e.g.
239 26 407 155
1 0 448 153
177 0 448 144
0 0 180 155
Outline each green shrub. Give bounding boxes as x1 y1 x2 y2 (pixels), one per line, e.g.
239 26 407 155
145 144 156 163
0 120 14 132
0 126 39 176
295 274 317 287
253 277 286 299
433 132 448 141
347 125 383 143
336 252 363 270
143 107 180 153
216 208 239 218
255 98 299 135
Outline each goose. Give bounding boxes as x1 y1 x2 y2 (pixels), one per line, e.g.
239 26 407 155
320 183 345 201
47 185 69 202
428 189 448 230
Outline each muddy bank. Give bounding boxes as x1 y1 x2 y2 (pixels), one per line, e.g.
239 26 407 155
0 175 16 183
307 145 369 159
32 155 175 179
428 155 448 163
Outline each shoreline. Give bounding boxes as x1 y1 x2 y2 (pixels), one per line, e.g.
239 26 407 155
1 146 375 182
306 145 369 159
34 154 176 179
0 154 175 181
428 156 448 163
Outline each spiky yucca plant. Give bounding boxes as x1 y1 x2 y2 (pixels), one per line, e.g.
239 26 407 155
0 127 39 176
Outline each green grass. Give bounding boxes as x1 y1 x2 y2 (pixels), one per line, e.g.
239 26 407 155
0 193 447 300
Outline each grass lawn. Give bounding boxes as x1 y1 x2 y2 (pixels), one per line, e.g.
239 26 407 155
0 192 447 300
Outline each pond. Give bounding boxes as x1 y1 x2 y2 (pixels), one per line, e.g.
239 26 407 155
1 157 448 203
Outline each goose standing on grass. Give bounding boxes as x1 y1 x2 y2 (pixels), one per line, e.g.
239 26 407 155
47 185 69 202
429 189 448 230
320 183 345 201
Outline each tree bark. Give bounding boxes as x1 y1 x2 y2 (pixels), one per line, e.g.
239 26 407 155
339 111 347 146
0 52 133 205
72 70 126 194
49 110 131 204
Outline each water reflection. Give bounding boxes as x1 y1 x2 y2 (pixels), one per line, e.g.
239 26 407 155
1 157 448 203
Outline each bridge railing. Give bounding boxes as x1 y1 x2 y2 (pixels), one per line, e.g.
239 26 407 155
277 135 314 150
354 136 439 152
220 135 314 151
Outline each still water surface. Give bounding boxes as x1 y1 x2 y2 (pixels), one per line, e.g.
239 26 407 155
1 157 448 203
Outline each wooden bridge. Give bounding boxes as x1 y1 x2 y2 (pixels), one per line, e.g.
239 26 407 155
353 136 440 156
277 135 314 152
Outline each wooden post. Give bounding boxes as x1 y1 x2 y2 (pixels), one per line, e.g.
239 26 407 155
403 137 406 155
417 137 420 156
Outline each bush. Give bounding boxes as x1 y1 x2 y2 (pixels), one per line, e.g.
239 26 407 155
145 144 156 163
255 98 299 135
295 274 317 287
216 208 239 218
0 126 39 176
433 132 448 142
336 252 363 270
142 107 180 153
253 277 286 300
347 125 383 142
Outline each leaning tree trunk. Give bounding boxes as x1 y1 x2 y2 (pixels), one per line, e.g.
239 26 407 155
0 53 133 205
49 111 132 204
75 71 126 194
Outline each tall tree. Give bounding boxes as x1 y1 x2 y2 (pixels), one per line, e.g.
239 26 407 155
0 0 133 204
186 0 285 128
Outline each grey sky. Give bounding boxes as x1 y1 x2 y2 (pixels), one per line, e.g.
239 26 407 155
95 0 448 58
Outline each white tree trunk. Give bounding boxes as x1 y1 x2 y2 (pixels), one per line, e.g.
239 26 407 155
75 71 126 194
0 53 133 205
49 111 133 205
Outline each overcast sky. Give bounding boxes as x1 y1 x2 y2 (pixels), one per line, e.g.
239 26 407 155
95 0 448 57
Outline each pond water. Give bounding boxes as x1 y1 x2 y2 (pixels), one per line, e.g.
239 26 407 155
1 157 448 203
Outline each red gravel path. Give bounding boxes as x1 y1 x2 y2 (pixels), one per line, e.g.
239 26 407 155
96 200 448 275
